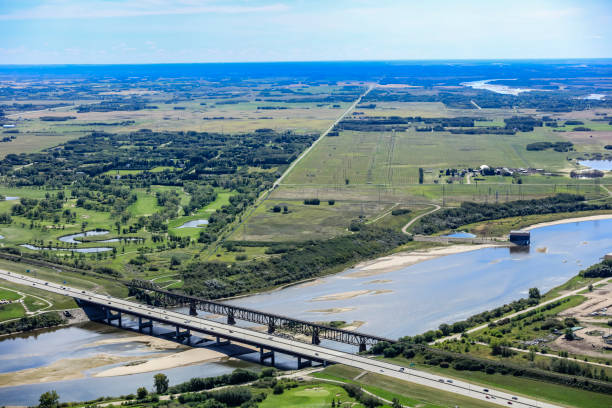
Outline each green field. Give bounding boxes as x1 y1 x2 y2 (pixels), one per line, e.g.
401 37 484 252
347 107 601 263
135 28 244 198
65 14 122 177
0 301 26 321
283 127 583 186
229 199 393 242
258 383 363 408
314 365 496 408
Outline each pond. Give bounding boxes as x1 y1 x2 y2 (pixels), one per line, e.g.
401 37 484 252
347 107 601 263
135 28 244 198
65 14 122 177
176 219 209 228
578 160 612 171
59 230 111 244
20 244 113 253
3 196 19 201
442 231 476 238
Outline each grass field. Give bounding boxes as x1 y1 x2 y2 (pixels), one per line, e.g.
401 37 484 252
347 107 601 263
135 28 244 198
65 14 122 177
283 127 582 186
314 365 496 408
258 383 363 408
0 301 26 321
228 199 393 242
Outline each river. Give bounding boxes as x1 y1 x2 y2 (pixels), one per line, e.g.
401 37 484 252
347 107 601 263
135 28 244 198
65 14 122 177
0 218 610 404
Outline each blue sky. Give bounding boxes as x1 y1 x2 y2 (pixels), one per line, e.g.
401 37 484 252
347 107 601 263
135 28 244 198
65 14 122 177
1 0 611 64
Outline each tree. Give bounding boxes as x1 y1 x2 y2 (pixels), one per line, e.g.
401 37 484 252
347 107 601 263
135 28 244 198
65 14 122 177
418 167 424 184
588 284 593 292
272 383 284 394
564 328 575 341
528 287 541 300
39 391 59 408
137 386 148 399
154 373 169 394
392 398 402 408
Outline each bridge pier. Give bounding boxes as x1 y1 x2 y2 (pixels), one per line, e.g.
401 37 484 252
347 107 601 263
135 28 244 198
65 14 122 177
311 328 320 345
106 309 121 327
259 347 275 366
227 311 236 325
175 327 191 344
189 302 197 316
297 356 312 369
267 319 275 334
216 336 231 346
138 317 153 334
359 342 367 353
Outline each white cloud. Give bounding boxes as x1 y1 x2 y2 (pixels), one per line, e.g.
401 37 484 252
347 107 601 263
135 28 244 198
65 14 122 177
0 0 289 20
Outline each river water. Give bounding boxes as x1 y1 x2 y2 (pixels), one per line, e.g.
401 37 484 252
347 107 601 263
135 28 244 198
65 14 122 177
0 219 610 404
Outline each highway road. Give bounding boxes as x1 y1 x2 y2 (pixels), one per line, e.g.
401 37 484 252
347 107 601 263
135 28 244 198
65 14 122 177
0 270 561 408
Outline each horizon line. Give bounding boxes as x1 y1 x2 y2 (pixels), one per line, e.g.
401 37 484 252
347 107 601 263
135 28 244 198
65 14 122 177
1 57 612 68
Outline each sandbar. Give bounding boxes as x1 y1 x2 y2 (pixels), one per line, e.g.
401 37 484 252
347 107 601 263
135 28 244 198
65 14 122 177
311 290 371 301
349 244 497 277
94 348 228 377
81 334 186 351
523 214 612 231
0 354 136 387
307 307 356 314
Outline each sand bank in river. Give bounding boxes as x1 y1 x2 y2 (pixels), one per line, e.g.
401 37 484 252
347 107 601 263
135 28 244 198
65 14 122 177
307 307 356 314
0 354 138 387
349 244 498 277
81 334 186 351
523 214 612 231
311 289 393 302
94 348 228 377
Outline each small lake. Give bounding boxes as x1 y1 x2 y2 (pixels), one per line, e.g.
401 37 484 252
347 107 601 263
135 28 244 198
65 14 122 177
59 230 111 244
442 231 476 238
584 94 606 100
461 79 535 95
177 219 209 228
21 244 113 253
3 196 19 201
578 160 612 171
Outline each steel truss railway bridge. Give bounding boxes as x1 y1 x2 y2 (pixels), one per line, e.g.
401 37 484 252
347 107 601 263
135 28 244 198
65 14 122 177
128 279 392 352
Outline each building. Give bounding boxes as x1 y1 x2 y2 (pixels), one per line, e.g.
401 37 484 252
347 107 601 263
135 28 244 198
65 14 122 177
509 230 530 246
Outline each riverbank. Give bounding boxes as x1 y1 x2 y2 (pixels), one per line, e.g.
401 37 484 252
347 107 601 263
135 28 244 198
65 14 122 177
351 244 498 277
522 213 612 230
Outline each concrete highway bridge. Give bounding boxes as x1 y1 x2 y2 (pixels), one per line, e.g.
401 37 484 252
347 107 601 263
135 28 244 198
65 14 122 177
0 270 561 408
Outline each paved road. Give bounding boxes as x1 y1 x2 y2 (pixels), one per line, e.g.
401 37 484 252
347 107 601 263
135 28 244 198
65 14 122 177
0 270 560 408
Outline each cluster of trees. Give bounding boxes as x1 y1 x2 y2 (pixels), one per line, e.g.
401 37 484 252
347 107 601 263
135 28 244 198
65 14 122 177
526 141 574 152
39 116 76 122
0 312 65 335
167 369 258 394
76 101 158 112
413 194 609 235
580 260 612 278
341 384 383 407
180 226 410 299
